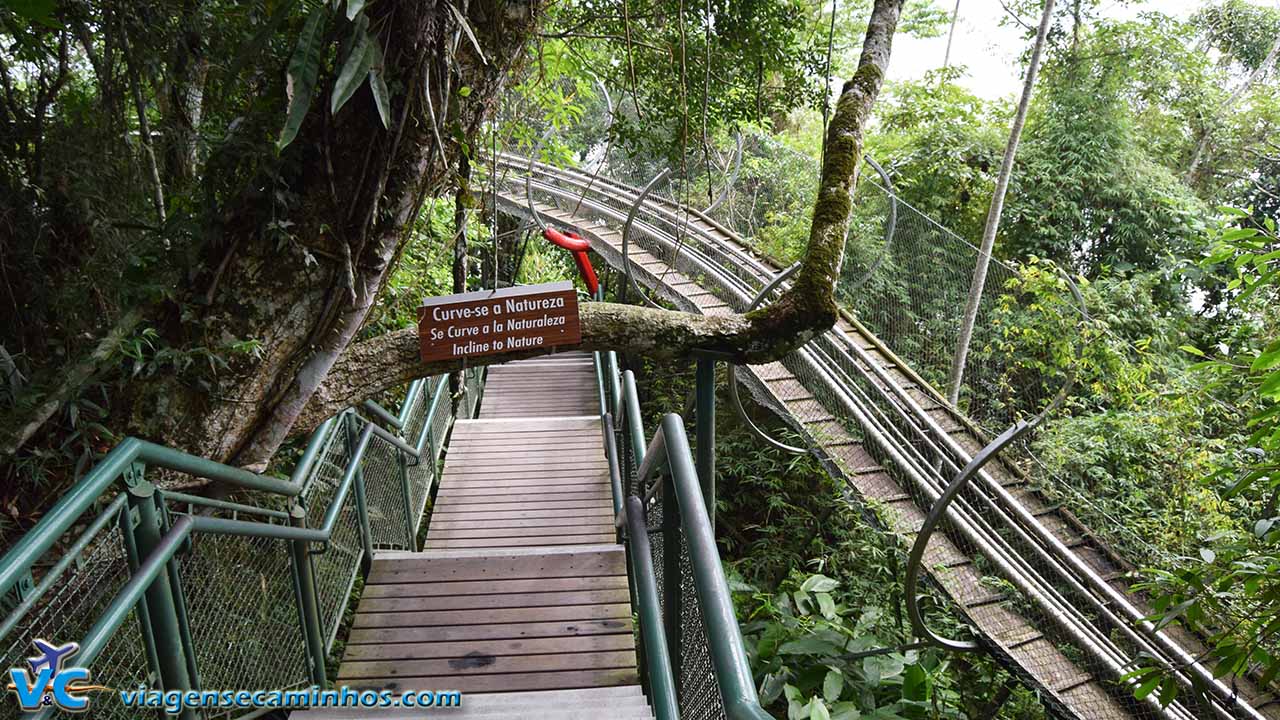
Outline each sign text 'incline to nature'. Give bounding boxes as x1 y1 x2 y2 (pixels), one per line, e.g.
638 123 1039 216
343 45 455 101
417 281 582 362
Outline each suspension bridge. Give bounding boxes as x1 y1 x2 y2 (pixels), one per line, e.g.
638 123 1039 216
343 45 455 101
0 146 1276 720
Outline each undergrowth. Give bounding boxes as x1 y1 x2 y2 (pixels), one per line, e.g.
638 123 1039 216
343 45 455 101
631 357 1047 719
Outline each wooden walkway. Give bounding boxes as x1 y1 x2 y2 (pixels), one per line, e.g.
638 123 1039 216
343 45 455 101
294 353 652 718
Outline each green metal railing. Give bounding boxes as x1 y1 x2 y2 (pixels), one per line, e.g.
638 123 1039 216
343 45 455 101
595 350 770 720
0 369 482 719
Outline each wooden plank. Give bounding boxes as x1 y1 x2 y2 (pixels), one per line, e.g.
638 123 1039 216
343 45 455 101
347 618 632 645
351 603 634 629
342 668 639 694
427 522 615 537
436 485 609 498
358 588 631 613
428 509 614 524
428 516 613 530
338 650 638 680
361 575 629 599
435 477 609 491
425 534 616 549
440 468 610 480
433 499 608 512
434 490 611 504
341 633 635 662
435 485 611 498
366 550 624 584
444 459 609 473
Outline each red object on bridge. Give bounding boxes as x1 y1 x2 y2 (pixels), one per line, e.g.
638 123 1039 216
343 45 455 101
543 228 599 296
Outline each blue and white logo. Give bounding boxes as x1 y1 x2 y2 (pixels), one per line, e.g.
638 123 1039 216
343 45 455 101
6 639 96 713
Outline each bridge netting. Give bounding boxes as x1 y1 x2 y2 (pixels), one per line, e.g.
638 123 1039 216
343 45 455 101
483 114 1274 718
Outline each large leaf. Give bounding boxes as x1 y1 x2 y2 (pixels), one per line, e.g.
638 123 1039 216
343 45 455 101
1259 370 1280 401
800 574 839 593
345 0 366 20
446 2 487 65
331 24 375 115
277 5 330 151
368 41 391 129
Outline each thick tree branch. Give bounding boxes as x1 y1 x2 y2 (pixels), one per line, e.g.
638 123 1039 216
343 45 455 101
301 0 906 434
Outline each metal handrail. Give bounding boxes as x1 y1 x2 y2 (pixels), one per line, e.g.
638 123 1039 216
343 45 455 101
1 371 470 713
502 159 1262 720
596 351 771 720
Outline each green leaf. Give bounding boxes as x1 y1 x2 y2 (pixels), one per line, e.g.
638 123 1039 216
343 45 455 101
816 592 837 620
1178 345 1205 358
345 0 366 20
778 635 844 656
1220 227 1261 242
1261 370 1280 401
822 668 843 704
331 25 375 115
810 698 831 720
801 574 839 593
903 663 928 701
830 702 862 720
278 5 330 152
4 0 57 24
1253 349 1280 373
445 2 487 64
1134 672 1163 700
368 42 391 129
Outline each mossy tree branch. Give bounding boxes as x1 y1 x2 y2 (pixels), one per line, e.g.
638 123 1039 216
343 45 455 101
302 0 906 434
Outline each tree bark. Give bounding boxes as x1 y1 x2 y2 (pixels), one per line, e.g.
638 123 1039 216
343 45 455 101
125 0 544 470
945 0 1055 406
295 0 908 436
1185 32 1280 184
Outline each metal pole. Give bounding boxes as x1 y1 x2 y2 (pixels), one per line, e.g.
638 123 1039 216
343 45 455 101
346 416 375 573
127 481 197 720
694 358 717 532
398 449 415 548
662 470 682 705
289 505 328 687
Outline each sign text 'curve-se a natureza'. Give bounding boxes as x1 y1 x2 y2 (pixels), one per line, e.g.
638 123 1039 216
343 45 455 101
417 281 582 362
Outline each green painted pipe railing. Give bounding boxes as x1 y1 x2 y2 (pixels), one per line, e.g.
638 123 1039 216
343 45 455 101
595 352 771 720
0 370 479 720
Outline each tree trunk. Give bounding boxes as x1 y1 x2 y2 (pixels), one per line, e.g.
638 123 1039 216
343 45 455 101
1185 32 1280 185
942 0 961 69
945 0 1055 406
297 0 908 434
126 0 543 470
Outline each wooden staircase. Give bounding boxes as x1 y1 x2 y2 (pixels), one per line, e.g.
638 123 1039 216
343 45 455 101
292 353 652 718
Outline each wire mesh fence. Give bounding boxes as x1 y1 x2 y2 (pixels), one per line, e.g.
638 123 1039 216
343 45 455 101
494 145 1265 718
0 369 475 719
618 405 728 720
0 499 157 720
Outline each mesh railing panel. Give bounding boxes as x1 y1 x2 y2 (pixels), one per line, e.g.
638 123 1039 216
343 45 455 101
621 418 729 720
0 373 460 719
362 435 409 549
178 532 308 702
495 153 1249 718
0 500 156 720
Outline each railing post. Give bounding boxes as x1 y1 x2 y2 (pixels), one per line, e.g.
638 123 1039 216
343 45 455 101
126 480 197 720
289 505 328 687
662 484 682 705
345 416 375 573
398 449 416 549
695 357 717 532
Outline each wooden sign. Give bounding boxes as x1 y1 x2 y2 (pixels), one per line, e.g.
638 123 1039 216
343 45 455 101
418 281 581 362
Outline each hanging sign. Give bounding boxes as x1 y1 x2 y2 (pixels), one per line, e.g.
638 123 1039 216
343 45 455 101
418 281 582 362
